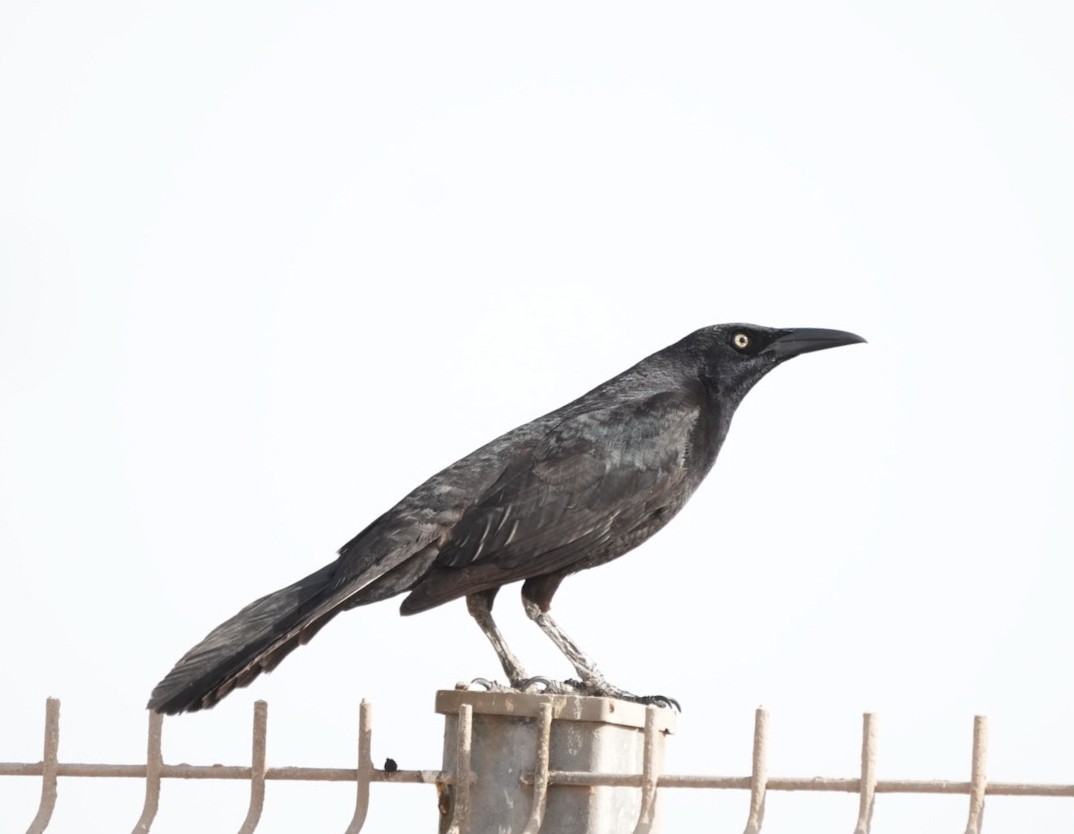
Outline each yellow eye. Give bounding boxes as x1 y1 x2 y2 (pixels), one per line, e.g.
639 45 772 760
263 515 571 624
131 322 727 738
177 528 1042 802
733 333 750 349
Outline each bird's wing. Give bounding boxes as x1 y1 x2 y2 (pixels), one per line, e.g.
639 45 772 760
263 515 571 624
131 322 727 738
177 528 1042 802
430 389 700 579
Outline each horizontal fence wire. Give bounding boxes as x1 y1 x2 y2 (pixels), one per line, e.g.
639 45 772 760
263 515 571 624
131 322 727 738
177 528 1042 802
3 697 1074 833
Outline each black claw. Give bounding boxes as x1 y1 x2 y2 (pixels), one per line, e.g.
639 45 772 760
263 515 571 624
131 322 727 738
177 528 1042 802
640 694 681 711
518 676 557 693
577 680 681 711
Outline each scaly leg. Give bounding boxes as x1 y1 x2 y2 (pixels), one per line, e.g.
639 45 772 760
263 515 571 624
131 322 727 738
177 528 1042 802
521 577 679 709
466 589 529 687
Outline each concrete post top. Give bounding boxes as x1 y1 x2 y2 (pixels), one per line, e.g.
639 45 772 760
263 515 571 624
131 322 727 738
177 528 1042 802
436 687 677 734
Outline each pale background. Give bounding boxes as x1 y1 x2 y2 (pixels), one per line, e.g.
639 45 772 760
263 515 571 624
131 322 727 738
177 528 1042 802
1 1 1072 832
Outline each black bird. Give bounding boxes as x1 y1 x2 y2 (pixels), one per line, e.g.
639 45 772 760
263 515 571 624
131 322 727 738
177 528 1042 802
148 324 864 714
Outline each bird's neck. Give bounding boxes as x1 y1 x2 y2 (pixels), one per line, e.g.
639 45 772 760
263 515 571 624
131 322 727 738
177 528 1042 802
687 376 736 477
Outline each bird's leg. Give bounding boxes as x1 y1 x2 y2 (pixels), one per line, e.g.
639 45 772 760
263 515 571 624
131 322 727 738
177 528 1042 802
466 589 529 688
521 577 680 709
520 595 605 686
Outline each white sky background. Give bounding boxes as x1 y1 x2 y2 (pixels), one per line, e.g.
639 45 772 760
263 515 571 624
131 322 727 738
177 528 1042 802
1 1 1072 831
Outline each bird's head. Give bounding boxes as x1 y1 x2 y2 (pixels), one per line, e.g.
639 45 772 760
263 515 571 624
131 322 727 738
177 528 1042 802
683 323 866 406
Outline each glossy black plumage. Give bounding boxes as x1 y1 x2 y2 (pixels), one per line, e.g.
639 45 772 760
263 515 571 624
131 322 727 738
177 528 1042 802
148 323 863 714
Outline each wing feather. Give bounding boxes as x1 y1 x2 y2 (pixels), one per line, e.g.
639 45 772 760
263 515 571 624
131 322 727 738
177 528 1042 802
415 391 699 590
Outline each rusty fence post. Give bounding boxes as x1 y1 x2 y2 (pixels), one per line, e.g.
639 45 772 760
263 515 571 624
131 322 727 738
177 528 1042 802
436 689 675 834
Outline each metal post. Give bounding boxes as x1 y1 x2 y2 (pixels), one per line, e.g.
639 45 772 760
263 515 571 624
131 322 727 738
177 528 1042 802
436 689 676 834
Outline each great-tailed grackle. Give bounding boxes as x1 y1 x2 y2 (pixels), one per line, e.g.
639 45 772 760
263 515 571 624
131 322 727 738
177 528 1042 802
148 323 864 713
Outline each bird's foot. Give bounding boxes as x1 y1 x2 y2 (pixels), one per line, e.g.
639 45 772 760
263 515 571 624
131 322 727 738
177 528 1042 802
517 676 560 694
571 676 680 711
465 676 575 695
466 677 511 692
466 676 676 708
516 676 590 695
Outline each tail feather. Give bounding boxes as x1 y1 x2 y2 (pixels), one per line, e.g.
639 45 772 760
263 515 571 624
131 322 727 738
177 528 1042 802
148 515 445 714
147 563 342 714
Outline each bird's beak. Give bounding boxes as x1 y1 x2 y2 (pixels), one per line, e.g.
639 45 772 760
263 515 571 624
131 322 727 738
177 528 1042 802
762 328 867 360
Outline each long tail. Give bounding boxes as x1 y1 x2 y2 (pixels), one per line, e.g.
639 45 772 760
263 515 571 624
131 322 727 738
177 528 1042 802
147 563 346 714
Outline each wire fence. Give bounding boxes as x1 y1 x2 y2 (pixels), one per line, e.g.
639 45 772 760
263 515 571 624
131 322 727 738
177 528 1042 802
3 696 1074 833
